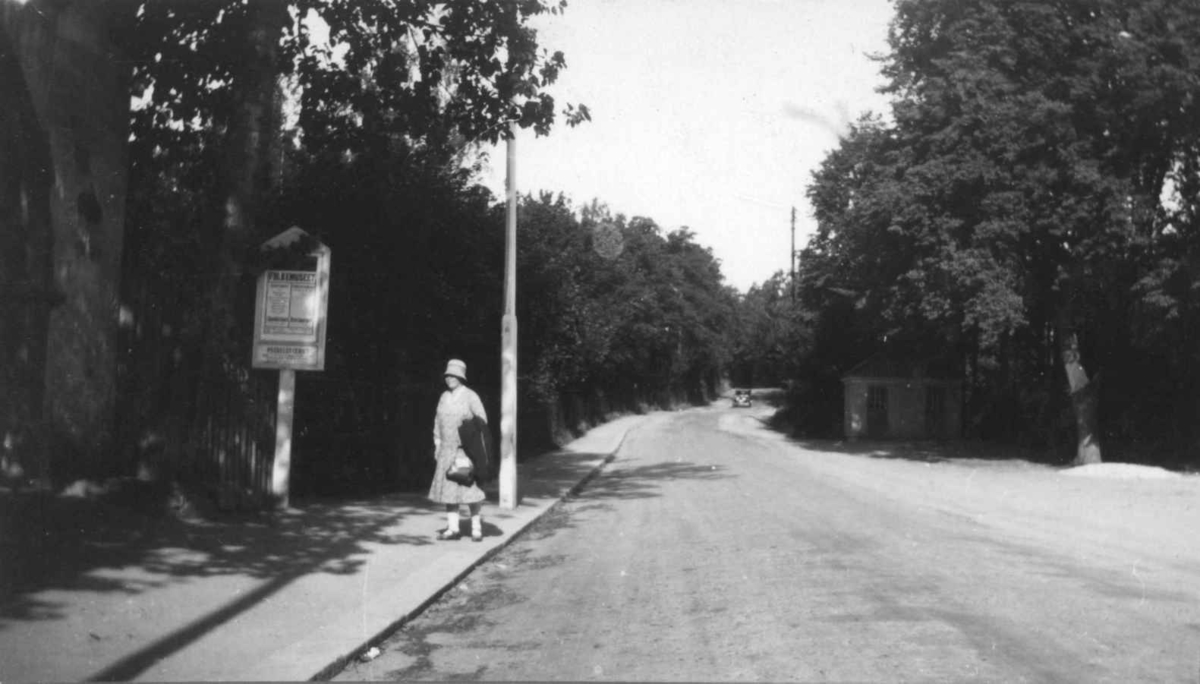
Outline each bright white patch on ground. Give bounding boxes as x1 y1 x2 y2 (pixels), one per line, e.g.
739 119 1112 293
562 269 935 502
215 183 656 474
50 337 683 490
1060 463 1183 480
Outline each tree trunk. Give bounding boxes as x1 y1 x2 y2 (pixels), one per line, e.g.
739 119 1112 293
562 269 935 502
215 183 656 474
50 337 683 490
1 1 134 484
0 11 55 485
174 0 290 498
1058 322 1102 466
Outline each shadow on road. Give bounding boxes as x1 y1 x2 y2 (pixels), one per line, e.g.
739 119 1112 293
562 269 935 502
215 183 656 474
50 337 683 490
513 454 734 542
580 459 732 500
0 484 439 677
775 434 1061 468
515 445 732 504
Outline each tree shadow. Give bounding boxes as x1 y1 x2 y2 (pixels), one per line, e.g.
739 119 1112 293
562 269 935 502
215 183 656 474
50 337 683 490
795 440 953 463
0 436 729 679
0 484 437 633
760 401 1200 473
502 452 734 541
508 449 732 504
780 436 1063 468
576 459 733 500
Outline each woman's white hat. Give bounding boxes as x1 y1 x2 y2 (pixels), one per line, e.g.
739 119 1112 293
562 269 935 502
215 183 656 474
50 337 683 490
444 359 467 382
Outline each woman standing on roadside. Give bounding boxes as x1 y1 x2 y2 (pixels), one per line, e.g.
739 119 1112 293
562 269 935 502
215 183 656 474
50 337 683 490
429 359 488 542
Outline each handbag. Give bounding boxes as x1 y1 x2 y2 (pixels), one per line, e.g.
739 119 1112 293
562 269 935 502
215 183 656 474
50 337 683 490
445 451 474 485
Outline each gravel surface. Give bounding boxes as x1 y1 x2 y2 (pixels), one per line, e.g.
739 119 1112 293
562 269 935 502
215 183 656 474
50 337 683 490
1061 463 1184 479
336 403 1200 682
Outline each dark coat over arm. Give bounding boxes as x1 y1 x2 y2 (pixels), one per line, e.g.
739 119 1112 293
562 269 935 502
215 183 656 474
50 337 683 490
457 415 492 483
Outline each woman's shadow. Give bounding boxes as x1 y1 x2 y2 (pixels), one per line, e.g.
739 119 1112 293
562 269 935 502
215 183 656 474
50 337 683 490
445 518 504 538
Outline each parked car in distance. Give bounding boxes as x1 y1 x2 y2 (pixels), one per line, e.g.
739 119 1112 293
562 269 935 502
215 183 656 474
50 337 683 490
732 389 752 408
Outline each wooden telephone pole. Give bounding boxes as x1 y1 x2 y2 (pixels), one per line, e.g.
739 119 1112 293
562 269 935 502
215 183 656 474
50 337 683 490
499 125 518 509
790 206 796 301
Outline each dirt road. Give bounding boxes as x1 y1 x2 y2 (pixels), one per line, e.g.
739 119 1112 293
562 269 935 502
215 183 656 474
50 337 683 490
336 403 1200 682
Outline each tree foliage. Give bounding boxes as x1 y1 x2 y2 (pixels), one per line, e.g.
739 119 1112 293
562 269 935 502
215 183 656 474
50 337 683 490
113 0 742 498
116 0 597 494
130 0 588 147
517 196 738 414
729 273 804 388
795 0 1200 463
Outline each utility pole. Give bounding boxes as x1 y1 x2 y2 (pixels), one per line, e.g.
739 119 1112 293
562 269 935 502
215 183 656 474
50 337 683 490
499 125 518 509
790 205 796 301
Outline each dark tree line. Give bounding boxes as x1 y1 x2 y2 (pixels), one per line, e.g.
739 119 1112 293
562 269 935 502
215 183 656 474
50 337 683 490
765 0 1200 467
3 0 747 503
109 0 737 500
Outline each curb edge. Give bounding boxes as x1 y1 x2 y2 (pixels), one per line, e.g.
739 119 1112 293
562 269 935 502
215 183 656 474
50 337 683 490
308 419 641 681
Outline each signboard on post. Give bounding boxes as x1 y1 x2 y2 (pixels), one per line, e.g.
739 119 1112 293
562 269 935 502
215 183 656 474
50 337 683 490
251 226 330 509
252 227 330 371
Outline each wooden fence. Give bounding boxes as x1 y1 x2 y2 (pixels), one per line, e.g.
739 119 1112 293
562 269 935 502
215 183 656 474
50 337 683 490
117 263 698 507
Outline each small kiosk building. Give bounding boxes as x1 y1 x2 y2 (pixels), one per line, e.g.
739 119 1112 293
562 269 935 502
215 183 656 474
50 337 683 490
842 354 964 441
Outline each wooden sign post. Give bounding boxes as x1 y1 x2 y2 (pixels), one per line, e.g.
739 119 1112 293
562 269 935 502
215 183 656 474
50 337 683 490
251 227 330 509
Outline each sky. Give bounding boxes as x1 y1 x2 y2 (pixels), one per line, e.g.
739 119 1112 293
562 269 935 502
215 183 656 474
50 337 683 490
478 0 897 293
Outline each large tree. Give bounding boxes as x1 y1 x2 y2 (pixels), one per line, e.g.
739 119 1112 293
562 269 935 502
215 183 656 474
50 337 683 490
804 0 1200 463
118 0 587 493
1 1 136 485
